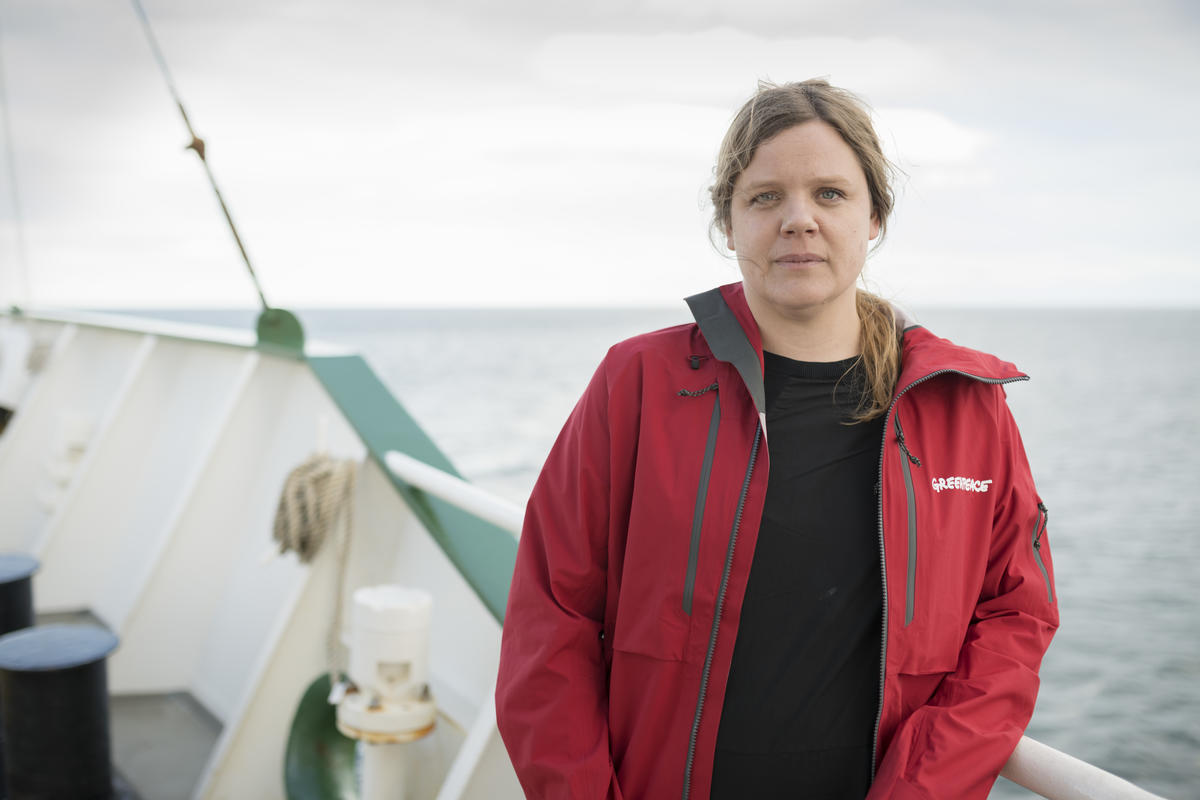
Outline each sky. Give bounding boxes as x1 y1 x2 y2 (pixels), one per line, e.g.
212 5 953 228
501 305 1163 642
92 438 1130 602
0 0 1198 308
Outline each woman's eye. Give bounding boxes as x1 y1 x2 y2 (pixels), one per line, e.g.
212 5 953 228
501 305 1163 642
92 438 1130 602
751 191 780 205
819 189 843 201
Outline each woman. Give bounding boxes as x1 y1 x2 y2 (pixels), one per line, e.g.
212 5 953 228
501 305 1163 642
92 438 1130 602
496 79 1058 800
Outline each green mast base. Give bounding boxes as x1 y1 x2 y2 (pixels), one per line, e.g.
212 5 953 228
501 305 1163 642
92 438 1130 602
257 307 305 357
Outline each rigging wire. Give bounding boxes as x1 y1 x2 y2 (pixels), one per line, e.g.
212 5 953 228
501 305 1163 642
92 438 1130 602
0 14 31 309
128 0 270 312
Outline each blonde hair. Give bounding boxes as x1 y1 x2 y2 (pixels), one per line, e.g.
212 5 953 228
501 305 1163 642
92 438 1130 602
710 79 901 421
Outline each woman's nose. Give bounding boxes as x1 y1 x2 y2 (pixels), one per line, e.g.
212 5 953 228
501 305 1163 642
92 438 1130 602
781 200 817 235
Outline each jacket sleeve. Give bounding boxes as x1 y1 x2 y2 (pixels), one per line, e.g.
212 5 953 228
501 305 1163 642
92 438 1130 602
495 355 624 800
868 389 1059 800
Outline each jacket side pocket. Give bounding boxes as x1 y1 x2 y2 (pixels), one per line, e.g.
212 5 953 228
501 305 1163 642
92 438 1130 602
1032 501 1053 603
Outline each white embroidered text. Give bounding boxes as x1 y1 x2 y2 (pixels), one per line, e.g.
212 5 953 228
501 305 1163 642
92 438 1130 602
931 476 993 493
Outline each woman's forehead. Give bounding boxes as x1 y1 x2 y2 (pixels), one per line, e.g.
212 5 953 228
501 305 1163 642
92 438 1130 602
738 122 867 186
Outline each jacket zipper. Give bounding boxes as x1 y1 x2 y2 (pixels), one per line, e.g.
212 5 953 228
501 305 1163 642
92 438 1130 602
684 393 721 614
681 421 761 800
1032 501 1054 603
894 412 921 627
870 368 1028 781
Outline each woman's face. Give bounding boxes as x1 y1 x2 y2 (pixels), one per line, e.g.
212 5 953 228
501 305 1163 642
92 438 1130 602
727 120 879 329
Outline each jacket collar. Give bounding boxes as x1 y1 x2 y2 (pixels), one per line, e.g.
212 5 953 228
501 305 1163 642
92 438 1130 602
895 323 1027 392
685 283 766 415
686 282 1027 409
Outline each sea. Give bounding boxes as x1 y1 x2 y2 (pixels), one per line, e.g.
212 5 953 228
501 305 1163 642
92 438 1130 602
134 305 1199 799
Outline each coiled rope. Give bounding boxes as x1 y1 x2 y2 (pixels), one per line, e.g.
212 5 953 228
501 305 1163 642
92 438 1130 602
273 453 358 684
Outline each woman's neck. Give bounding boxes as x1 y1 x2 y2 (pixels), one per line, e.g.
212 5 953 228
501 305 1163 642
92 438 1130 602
752 294 862 363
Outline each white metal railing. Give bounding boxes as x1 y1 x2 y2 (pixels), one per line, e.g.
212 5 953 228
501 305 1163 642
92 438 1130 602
384 451 524 536
384 452 1170 800
1000 736 1167 799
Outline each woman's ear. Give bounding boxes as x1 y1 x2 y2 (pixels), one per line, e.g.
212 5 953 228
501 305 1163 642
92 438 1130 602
725 224 735 251
869 212 881 241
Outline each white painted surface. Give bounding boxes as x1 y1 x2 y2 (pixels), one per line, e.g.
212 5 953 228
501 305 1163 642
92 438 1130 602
97 344 259 628
36 337 260 619
195 509 352 800
1 315 521 798
1002 736 1168 800
187 362 363 722
32 333 158 580
0 322 76 515
0 324 147 553
111 352 259 631
435 688 524 800
361 741 411 800
0 318 33 408
107 352 265 694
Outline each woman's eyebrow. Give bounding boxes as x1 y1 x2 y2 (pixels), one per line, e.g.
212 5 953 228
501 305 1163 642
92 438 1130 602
809 175 853 187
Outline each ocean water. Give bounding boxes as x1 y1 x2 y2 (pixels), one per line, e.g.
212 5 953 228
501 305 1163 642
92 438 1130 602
140 306 1199 798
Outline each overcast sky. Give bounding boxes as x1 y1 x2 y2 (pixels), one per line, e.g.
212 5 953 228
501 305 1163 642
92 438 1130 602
1 0 1198 308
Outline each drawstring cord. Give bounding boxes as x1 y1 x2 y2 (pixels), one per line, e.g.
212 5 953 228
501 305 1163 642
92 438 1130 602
894 416 922 466
678 383 718 397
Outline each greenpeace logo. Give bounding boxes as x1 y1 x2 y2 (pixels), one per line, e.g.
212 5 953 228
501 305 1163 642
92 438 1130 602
931 476 993 493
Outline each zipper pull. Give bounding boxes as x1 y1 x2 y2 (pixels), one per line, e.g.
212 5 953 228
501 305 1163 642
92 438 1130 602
1034 502 1049 549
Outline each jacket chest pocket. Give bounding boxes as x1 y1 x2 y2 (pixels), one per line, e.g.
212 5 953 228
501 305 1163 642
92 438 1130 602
683 395 721 615
611 392 720 662
892 411 978 674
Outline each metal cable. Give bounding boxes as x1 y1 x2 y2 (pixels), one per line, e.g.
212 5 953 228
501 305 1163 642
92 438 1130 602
128 0 269 311
0 14 31 308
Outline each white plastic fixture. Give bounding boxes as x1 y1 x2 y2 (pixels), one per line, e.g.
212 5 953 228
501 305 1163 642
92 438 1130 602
337 585 437 741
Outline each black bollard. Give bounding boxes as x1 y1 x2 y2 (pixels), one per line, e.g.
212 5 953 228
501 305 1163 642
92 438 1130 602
0 624 119 800
0 555 37 636
0 554 39 798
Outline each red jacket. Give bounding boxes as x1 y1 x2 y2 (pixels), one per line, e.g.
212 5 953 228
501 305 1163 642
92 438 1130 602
497 283 1058 799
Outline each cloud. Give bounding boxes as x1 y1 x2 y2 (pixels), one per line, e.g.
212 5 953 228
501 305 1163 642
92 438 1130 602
3 1 1197 308
876 108 990 166
872 108 995 191
528 29 950 104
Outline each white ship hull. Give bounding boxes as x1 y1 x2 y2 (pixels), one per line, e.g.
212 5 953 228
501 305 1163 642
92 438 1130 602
0 310 523 799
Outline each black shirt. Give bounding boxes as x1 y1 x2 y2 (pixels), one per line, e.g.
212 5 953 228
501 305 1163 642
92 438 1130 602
710 353 884 800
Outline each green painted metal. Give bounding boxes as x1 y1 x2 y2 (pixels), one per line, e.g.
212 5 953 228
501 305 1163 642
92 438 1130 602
308 354 517 624
284 673 358 800
257 307 306 356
